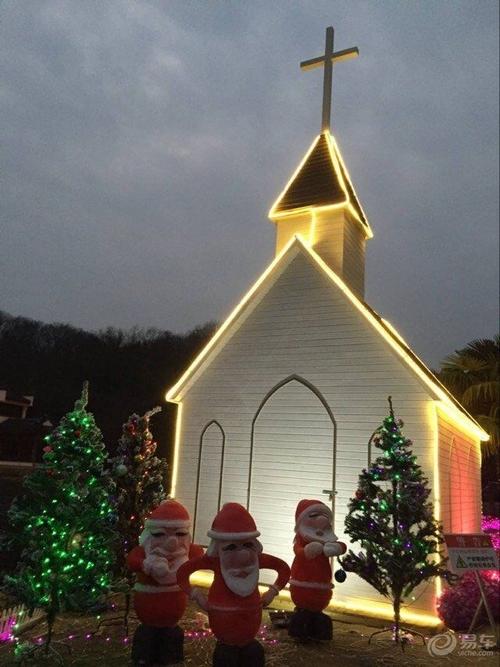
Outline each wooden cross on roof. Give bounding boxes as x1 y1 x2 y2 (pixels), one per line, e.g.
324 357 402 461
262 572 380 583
301 26 359 133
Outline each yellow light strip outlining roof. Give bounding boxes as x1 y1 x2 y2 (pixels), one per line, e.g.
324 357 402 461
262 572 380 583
328 132 372 237
165 235 301 403
165 235 487 440
268 131 373 239
268 134 327 217
435 400 485 447
301 240 488 441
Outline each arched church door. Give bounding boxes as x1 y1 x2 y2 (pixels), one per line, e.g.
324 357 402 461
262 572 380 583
247 376 336 573
192 420 225 546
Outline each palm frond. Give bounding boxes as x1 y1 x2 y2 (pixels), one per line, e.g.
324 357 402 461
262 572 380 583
462 381 500 408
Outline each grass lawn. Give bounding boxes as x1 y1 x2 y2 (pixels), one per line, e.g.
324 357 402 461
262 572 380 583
0 596 498 666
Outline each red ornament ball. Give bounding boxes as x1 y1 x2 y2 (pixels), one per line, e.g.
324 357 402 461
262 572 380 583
355 490 365 500
43 445 52 453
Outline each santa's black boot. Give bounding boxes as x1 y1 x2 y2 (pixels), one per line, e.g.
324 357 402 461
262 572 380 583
156 625 184 665
212 641 240 667
240 639 264 667
311 611 333 641
288 608 313 640
132 624 156 666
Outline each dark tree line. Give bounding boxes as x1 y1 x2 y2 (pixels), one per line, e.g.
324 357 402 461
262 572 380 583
0 310 215 474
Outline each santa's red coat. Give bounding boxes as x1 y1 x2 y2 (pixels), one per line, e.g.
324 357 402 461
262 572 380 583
289 535 346 612
127 543 203 627
177 553 290 646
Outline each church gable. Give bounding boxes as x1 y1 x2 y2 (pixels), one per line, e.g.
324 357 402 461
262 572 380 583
173 243 434 410
167 238 486 443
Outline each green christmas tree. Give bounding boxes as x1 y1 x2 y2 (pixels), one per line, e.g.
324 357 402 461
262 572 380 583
111 407 168 572
340 397 449 641
3 383 117 651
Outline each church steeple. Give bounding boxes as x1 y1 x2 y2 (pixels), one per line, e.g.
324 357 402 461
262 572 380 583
268 28 372 298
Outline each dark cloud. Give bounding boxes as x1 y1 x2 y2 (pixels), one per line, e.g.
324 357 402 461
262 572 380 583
1 0 498 366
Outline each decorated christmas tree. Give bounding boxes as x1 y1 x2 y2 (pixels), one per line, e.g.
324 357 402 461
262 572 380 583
110 407 168 574
3 382 117 652
340 397 449 642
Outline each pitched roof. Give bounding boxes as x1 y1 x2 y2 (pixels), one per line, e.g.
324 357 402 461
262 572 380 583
0 389 33 405
269 132 372 237
165 236 488 442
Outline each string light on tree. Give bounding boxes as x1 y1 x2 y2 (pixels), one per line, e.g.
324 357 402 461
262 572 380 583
340 397 452 644
3 382 117 657
108 407 168 632
110 407 168 570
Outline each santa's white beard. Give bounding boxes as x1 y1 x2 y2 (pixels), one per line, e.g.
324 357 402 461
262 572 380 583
220 562 259 597
143 540 188 567
299 525 337 545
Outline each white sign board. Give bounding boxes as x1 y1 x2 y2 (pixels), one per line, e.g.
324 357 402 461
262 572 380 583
444 534 499 574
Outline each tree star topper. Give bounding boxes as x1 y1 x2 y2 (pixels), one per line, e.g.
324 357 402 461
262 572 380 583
301 26 359 133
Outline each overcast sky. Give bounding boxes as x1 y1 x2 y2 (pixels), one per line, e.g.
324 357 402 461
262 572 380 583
2 1 498 367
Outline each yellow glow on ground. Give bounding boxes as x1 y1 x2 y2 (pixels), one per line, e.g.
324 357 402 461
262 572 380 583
188 572 441 628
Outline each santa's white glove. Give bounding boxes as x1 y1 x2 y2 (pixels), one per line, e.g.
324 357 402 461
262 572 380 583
143 555 169 582
323 541 346 557
304 541 324 559
190 586 209 611
261 585 279 608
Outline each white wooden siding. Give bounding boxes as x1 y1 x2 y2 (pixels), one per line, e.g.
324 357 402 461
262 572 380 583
313 209 365 298
341 217 365 298
174 248 438 614
193 422 224 545
438 413 481 534
249 380 335 582
275 212 311 255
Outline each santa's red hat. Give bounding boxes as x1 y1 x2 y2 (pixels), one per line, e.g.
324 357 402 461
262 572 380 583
139 499 191 544
294 499 332 531
207 503 260 541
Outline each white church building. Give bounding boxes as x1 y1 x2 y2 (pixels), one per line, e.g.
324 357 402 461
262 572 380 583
165 29 488 625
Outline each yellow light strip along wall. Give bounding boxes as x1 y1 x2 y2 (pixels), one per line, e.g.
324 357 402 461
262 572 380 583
170 402 183 498
431 402 442 602
189 571 442 628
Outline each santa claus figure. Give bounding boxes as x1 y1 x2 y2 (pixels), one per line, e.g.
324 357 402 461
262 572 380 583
127 499 203 666
177 503 290 666
288 499 346 641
